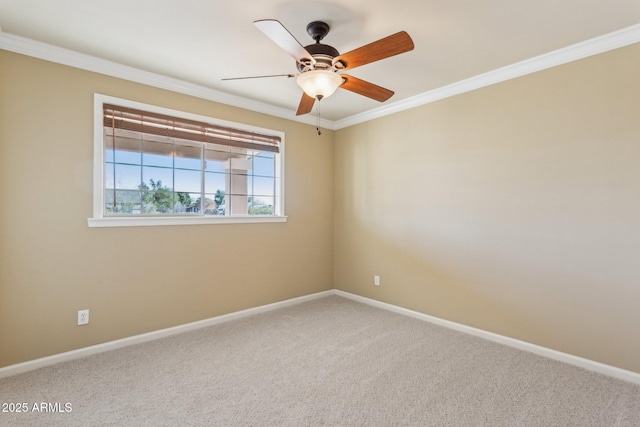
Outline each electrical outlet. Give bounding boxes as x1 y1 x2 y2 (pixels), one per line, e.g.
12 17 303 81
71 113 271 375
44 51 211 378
374 275 380 286
78 309 89 325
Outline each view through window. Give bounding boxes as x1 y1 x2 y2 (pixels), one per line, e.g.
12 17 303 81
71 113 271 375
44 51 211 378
99 100 284 221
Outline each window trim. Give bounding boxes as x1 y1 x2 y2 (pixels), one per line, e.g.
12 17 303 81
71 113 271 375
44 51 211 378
89 94 286 228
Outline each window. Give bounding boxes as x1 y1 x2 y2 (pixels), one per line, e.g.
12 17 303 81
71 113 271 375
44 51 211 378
89 95 286 227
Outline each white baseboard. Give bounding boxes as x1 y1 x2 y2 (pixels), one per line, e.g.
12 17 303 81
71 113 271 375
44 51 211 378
3 288 639 386
334 290 640 385
0 290 333 379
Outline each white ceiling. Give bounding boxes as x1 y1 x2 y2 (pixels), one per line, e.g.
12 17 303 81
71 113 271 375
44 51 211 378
1 0 640 123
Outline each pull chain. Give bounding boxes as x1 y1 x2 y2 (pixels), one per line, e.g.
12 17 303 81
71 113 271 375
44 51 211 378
316 98 322 136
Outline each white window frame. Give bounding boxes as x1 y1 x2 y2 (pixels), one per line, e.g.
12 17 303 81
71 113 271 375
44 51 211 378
88 94 286 228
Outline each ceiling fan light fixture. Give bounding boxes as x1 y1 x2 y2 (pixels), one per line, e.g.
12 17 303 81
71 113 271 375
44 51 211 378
296 70 343 100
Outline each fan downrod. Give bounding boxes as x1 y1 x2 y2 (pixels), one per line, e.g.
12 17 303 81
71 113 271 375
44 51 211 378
306 21 330 42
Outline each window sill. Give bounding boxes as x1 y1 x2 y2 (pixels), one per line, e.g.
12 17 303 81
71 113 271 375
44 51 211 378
88 215 288 228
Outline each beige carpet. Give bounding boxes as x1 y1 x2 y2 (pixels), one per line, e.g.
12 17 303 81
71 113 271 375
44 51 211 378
1 295 639 426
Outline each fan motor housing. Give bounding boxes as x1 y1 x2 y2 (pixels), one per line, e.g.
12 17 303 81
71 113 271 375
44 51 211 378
305 43 339 58
298 43 340 72
298 21 340 73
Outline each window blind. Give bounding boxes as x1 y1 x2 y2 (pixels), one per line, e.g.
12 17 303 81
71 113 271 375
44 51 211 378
103 104 280 153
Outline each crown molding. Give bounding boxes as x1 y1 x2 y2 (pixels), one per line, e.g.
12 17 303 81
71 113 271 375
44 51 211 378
0 31 334 130
2 23 640 131
333 23 640 129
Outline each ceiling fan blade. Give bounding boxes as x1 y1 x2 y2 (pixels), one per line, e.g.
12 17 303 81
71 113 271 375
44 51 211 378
334 31 414 70
254 19 316 65
296 92 316 116
340 74 394 102
222 74 295 81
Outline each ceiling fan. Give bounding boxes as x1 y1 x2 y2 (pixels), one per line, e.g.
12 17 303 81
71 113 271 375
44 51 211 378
223 19 415 116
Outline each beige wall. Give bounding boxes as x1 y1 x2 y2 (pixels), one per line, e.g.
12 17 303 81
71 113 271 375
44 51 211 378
3 41 640 375
334 43 640 373
0 51 334 367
